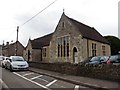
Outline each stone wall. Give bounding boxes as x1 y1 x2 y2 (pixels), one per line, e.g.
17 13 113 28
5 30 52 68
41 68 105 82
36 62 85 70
23 41 33 61
28 62 120 82
32 49 41 61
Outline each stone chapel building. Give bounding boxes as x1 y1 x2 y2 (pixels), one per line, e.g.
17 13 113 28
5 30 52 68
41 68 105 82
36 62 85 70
24 13 111 63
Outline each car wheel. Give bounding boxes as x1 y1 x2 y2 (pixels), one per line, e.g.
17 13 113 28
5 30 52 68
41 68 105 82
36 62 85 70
10 65 13 72
2 64 5 68
5 64 7 69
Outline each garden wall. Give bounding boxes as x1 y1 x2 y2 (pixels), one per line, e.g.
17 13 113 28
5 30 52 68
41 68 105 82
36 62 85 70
28 62 120 82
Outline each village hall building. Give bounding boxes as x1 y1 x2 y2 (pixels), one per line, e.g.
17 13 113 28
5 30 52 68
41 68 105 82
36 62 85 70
24 12 111 63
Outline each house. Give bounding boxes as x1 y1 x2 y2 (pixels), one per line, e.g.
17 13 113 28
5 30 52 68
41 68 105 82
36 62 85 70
23 33 53 61
24 12 111 63
2 41 24 57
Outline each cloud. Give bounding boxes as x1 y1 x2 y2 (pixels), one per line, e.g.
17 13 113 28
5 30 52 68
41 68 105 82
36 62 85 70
0 0 119 46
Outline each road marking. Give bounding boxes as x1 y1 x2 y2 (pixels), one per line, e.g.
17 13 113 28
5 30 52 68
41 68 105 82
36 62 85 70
46 79 57 87
23 72 34 76
13 72 51 90
74 85 79 90
30 75 43 80
0 79 9 89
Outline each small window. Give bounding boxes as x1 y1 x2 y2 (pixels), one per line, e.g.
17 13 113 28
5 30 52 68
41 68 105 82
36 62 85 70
62 22 64 28
102 45 106 55
43 48 46 57
92 43 97 56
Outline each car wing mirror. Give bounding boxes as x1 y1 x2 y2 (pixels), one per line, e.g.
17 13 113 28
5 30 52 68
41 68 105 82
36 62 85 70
9 59 12 62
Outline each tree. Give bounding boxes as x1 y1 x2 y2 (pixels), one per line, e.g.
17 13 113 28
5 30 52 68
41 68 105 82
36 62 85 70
104 36 120 55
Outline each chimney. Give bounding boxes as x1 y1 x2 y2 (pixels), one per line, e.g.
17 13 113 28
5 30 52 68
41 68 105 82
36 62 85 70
6 42 9 46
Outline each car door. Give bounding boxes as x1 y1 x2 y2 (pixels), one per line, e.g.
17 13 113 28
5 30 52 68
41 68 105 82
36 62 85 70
6 59 12 69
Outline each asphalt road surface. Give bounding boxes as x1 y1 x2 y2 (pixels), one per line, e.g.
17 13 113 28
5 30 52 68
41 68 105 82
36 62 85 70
1 67 94 90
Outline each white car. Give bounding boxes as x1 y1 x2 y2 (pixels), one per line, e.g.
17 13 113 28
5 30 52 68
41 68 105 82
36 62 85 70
1 56 9 68
0 56 4 61
5 56 29 71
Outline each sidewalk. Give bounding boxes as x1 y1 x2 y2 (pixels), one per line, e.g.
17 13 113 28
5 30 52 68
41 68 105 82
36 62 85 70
29 67 120 89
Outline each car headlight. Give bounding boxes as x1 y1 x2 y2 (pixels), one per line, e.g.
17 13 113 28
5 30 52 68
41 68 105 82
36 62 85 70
25 63 29 67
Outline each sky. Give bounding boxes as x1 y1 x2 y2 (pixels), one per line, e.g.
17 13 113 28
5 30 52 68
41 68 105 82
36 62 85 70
0 0 119 46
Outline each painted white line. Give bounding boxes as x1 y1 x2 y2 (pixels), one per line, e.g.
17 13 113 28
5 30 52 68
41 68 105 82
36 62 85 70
13 72 51 90
46 80 57 87
74 85 79 90
23 72 34 76
0 79 9 89
30 75 43 80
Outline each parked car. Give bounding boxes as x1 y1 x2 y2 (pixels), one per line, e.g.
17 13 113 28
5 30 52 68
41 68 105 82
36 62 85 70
0 56 4 61
1 56 9 68
5 56 29 71
0 56 4 66
80 56 93 64
108 55 120 65
87 56 109 65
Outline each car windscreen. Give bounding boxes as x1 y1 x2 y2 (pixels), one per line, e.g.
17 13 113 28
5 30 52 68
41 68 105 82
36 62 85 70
12 57 25 61
110 56 117 60
90 56 101 61
100 56 109 61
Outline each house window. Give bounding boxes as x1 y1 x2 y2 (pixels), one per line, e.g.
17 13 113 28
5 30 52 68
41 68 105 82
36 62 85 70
66 36 69 57
43 48 46 57
102 45 106 55
57 36 69 57
92 43 96 56
62 22 65 28
63 37 66 57
58 44 60 57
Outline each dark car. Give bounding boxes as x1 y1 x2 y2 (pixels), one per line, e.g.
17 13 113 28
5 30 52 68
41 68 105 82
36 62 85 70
87 56 109 65
80 56 93 64
108 55 120 65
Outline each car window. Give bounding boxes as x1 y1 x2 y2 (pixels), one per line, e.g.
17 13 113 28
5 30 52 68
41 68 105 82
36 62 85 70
100 57 105 60
11 56 25 61
118 55 120 59
100 56 108 61
90 56 101 61
110 56 117 60
13 59 24 61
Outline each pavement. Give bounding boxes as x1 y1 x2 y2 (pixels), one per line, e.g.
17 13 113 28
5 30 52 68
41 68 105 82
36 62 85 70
29 67 120 90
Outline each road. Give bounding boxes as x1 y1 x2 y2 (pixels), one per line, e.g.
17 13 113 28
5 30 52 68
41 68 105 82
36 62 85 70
1 67 94 90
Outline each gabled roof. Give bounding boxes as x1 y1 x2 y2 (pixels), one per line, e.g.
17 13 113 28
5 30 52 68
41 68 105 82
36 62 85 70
2 41 24 49
28 13 109 50
64 13 109 44
30 33 53 49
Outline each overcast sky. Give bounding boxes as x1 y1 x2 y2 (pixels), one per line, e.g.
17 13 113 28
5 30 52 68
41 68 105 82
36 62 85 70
0 0 119 46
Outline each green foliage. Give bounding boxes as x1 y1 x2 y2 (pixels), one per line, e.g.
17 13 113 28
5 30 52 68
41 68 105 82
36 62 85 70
104 36 120 55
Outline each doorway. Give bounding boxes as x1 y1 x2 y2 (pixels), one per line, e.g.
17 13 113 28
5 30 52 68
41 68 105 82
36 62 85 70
73 47 78 64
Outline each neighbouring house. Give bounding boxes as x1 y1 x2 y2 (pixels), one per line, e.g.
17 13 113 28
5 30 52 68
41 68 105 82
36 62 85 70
23 33 53 61
24 12 111 63
2 41 24 57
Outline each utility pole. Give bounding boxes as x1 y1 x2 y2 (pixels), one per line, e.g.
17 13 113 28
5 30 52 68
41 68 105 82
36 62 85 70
15 26 19 56
17 26 19 42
